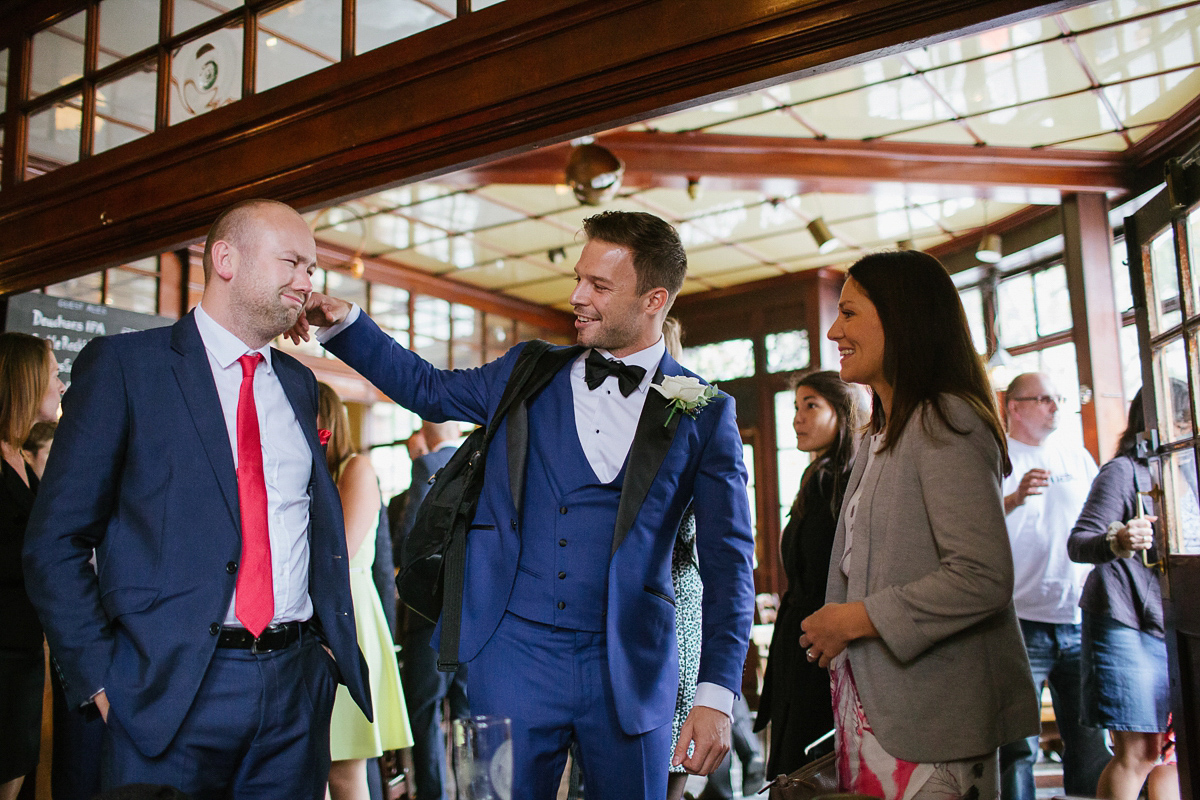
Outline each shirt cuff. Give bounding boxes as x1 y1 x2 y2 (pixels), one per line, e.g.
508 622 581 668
315 303 362 343
693 682 734 718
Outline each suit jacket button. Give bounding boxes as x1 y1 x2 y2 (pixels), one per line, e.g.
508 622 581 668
559 506 568 514
557 601 565 610
226 561 238 574
209 623 220 635
510 519 517 530
558 571 566 579
559 538 567 547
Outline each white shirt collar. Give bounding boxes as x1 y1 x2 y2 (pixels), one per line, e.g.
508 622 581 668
593 335 666 395
194 302 274 373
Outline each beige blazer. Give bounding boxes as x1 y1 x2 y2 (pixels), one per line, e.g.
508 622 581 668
826 394 1039 764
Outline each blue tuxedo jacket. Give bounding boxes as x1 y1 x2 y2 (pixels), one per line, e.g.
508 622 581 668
23 312 371 758
327 313 755 735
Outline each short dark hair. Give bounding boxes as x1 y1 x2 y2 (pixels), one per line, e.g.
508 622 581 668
582 211 687 299
847 250 1010 474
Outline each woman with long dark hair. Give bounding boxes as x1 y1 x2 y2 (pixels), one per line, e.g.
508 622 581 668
799 250 1039 799
754 370 863 776
1068 385 1190 800
0 333 65 800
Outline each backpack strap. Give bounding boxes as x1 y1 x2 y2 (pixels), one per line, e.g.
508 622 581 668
437 341 584 670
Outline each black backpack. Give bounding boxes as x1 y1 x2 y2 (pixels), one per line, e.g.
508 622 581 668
396 340 583 670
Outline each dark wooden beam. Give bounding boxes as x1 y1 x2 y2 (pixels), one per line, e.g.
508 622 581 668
0 0 1093 296
1062 192 1127 462
452 130 1133 194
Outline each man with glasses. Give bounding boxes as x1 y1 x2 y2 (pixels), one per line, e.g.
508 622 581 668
998 373 1110 800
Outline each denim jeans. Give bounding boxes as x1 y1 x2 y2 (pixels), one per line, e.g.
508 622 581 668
999 620 1111 800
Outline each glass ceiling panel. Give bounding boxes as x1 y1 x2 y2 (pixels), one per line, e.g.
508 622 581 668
904 16 1061 71
398 191 527 234
797 76 951 140
1102 66 1200 127
705 113 816 138
968 91 1117 147
704 265 788 288
1059 0 1197 32
474 184 576 217
684 246 769 276
1074 3 1200 83
471 218 577 254
642 92 783 133
1047 131 1134 150
921 40 1092 118
630 187 765 220
451 259 565 289
767 58 914 105
881 120 978 145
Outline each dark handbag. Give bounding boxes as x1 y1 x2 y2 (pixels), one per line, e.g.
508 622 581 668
765 751 838 799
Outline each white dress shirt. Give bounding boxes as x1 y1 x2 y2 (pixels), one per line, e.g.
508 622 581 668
195 304 314 628
320 306 733 716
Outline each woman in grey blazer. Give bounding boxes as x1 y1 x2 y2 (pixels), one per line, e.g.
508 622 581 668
799 250 1039 800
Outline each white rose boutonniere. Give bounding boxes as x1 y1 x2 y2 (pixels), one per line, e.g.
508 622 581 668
651 375 719 427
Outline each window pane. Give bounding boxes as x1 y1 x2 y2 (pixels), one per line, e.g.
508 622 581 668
1034 265 1071 336
45 272 104 303
765 329 809 373
106 262 158 313
998 272 1036 348
28 94 83 170
1009 341 1084 448
484 314 514 361
257 0 340 93
743 442 757 555
1148 226 1181 332
680 339 755 382
95 62 157 154
452 304 482 369
1112 238 1134 315
414 296 451 340
1189 206 1200 318
412 333 449 369
1155 336 1191 444
325 270 367 309
1 48 8 114
170 27 242 124
99 0 160 68
1120 323 1142 401
174 0 242 35
31 11 86 99
958 286 987 355
775 389 810 525
370 284 410 333
356 0 454 55
474 0 506 8
369 402 422 502
1161 447 1200 556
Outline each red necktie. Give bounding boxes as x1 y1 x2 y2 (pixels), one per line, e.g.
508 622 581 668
235 353 273 637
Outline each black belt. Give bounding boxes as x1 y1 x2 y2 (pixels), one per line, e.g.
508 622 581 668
216 621 307 653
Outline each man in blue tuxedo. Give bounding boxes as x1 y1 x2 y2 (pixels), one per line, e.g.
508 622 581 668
23 199 372 800
292 211 756 800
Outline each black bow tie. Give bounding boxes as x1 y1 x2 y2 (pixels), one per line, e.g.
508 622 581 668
584 350 646 397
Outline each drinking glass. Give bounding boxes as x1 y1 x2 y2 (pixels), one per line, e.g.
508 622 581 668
452 715 513 800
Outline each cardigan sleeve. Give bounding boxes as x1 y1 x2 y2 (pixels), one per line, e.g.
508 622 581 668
1068 456 1135 565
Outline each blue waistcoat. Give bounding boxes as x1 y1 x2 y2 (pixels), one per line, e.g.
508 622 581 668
506 363 626 632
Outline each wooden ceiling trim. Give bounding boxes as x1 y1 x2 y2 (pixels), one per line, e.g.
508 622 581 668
454 131 1133 193
0 0 1090 295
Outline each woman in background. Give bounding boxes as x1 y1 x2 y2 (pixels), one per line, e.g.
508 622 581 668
800 250 1038 799
319 382 412 800
754 370 862 776
0 333 65 800
1068 386 1186 800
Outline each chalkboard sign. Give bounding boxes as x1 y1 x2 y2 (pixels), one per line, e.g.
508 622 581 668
3 292 171 383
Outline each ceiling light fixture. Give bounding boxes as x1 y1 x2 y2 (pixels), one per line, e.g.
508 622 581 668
976 232 1003 263
565 143 624 206
547 247 567 264
687 177 702 200
808 217 839 254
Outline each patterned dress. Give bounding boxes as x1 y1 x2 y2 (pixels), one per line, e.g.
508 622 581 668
669 510 703 772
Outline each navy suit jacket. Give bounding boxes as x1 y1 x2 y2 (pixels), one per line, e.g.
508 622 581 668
326 312 755 735
399 446 457 538
23 312 371 758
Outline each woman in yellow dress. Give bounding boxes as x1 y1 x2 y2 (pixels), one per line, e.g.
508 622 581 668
319 383 412 800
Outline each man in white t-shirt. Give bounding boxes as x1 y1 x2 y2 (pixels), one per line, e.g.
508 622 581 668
999 373 1110 800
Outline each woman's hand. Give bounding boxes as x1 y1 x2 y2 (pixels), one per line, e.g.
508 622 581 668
1118 516 1156 552
799 601 878 668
